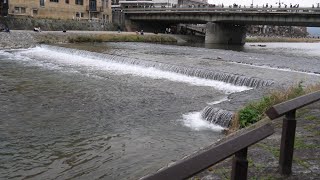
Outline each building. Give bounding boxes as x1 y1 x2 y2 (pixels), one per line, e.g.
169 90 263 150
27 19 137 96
248 25 308 38
113 0 177 8
177 0 208 6
0 0 112 22
112 0 207 7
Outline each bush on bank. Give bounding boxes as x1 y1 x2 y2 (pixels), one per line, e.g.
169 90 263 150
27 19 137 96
67 34 177 43
229 82 320 132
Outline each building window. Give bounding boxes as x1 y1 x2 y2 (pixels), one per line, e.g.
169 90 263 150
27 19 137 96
14 7 20 13
14 7 26 14
65 0 69 3
33 9 38 15
75 12 84 18
20 7 26 13
40 0 45 6
75 0 83 5
50 0 59 2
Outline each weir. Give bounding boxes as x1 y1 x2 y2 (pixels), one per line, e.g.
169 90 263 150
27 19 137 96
42 45 273 88
38 45 273 128
201 107 234 128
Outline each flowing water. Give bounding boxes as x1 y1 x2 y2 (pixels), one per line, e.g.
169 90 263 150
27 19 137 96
1 42 320 179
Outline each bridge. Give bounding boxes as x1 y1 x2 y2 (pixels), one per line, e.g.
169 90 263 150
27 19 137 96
123 7 320 44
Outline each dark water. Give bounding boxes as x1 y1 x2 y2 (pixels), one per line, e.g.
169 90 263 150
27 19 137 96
1 42 319 179
0 47 231 179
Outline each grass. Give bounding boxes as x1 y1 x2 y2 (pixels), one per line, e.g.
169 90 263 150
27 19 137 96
67 34 177 43
294 136 320 149
305 115 317 121
256 143 280 158
229 82 320 131
246 37 320 43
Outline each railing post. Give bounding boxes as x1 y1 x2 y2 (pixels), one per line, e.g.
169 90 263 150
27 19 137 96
279 109 296 175
231 147 248 180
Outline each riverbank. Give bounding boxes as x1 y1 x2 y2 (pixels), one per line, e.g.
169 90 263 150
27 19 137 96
0 30 177 49
2 31 320 49
247 36 320 43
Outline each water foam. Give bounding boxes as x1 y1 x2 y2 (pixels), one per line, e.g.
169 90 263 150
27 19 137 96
37 45 273 88
181 112 225 131
207 96 229 105
201 107 234 128
13 46 250 93
229 61 320 77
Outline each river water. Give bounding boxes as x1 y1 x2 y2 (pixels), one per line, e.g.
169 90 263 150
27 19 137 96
0 42 319 179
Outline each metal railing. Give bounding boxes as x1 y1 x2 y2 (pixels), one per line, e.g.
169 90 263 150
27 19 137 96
123 7 320 14
141 90 320 180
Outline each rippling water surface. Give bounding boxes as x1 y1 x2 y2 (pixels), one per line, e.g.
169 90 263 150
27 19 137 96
1 42 319 179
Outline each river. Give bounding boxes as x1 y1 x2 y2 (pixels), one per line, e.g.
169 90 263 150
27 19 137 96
0 42 319 179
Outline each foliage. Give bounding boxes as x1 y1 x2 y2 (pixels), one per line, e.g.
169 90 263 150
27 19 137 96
67 34 177 43
239 107 259 128
230 82 320 130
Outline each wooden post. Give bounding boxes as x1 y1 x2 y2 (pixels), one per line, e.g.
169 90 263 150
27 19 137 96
231 147 248 180
279 110 296 175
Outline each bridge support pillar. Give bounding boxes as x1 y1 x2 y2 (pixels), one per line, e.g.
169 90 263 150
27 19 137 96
205 22 246 45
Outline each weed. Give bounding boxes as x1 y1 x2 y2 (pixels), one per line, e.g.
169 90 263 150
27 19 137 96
230 82 320 130
294 137 319 149
293 157 310 169
305 115 317 121
256 143 280 158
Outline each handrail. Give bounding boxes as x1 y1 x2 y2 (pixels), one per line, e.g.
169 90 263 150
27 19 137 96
141 122 274 180
266 91 320 119
265 90 320 175
123 7 320 14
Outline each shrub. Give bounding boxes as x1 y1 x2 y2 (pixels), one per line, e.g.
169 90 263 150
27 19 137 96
231 82 320 131
239 107 259 128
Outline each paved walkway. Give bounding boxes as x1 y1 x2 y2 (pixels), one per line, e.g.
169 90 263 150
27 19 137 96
192 101 320 180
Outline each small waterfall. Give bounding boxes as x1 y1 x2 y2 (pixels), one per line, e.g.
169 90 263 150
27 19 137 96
41 45 274 88
201 107 234 128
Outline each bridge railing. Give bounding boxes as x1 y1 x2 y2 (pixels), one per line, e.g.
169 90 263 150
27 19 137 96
140 90 320 180
123 7 320 14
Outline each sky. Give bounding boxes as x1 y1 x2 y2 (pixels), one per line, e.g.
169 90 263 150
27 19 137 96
208 0 319 7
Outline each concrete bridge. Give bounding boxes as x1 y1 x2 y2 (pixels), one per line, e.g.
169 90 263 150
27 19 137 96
123 7 320 44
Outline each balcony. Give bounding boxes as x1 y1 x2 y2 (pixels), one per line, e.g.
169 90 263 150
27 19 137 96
86 6 103 12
